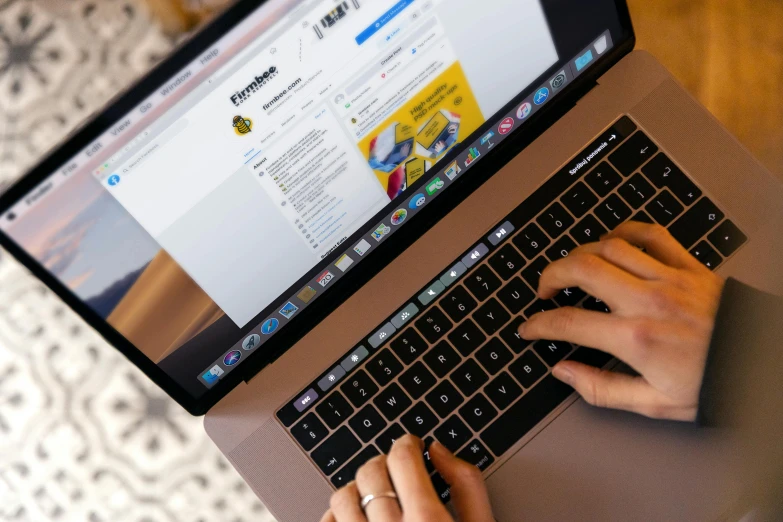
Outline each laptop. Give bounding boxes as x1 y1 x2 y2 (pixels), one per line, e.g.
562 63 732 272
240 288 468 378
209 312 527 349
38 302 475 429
2 0 781 519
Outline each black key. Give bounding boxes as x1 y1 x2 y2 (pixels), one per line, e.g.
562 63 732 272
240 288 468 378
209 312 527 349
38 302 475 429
291 413 329 451
464 265 502 302
331 446 380 487
641 153 702 206
595 194 633 230
509 350 547 388
513 223 551 260
570 214 608 245
608 131 658 175
708 220 747 257
434 415 472 452
521 256 550 291
523 299 558 319
341 370 380 408
473 298 511 336
488 244 526 280
585 162 622 197
431 473 451 504
475 338 514 375
448 319 487 356
451 359 489 397
485 371 523 410
375 423 407 454
423 437 436 473
457 440 495 472
349 404 387 442
425 380 465 418
316 392 354 429
415 307 453 344
554 287 586 307
398 362 437 400
440 285 477 323
480 375 574 456
583 295 611 313
618 173 656 209
545 235 577 262
312 426 362 476
401 402 439 438
390 328 428 366
423 341 461 378
631 211 654 224
374 383 412 421
534 339 572 367
690 241 723 270
568 346 613 369
500 317 531 354
459 394 498 431
537 202 575 239
366 349 404 387
562 181 599 218
646 189 684 226
497 277 535 315
668 197 724 248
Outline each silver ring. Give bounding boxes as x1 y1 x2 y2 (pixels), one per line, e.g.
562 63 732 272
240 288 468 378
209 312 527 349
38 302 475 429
360 492 399 510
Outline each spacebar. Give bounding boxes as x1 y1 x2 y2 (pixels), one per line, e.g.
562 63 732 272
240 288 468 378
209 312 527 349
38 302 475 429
480 375 574 456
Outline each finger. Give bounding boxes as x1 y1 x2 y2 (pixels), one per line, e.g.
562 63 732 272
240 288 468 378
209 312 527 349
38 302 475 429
604 222 701 270
330 482 367 522
429 441 494 522
386 436 446 517
572 238 670 280
320 510 337 522
355 456 402 522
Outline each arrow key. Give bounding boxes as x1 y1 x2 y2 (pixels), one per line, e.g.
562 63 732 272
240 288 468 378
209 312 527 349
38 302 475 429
690 241 723 271
708 220 747 257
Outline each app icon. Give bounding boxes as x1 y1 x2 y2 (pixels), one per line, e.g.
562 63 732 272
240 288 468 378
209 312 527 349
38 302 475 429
516 102 532 120
354 239 372 256
498 117 514 135
279 302 299 319
480 131 495 148
372 224 391 241
594 35 608 55
232 115 253 135
107 174 121 186
391 208 408 226
242 334 261 351
298 285 317 303
317 270 335 287
261 318 280 334
550 70 567 91
443 162 461 181
223 350 242 366
534 87 550 105
409 193 427 209
426 178 445 196
575 49 594 71
335 254 354 272
464 147 481 168
202 365 224 383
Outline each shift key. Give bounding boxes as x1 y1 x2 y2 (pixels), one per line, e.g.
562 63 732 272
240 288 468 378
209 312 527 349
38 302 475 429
668 197 724 248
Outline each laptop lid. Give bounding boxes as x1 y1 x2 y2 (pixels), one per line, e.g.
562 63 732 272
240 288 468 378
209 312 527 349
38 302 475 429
0 0 634 415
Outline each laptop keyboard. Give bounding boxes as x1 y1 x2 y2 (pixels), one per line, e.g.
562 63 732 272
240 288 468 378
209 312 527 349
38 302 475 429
276 115 747 500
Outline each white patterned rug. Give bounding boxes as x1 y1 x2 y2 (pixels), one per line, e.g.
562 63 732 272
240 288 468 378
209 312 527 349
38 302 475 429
0 2 274 520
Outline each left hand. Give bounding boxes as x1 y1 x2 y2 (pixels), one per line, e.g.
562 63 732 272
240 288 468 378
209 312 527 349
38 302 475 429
320 435 494 522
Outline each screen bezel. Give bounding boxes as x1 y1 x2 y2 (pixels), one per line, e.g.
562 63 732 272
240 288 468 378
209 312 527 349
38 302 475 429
0 0 636 415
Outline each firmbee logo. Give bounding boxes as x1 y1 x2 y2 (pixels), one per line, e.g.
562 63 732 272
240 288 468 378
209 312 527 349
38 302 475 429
230 66 278 107
233 115 253 135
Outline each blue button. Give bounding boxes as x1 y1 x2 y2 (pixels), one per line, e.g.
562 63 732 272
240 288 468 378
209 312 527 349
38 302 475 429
534 87 550 105
575 49 594 71
355 0 415 45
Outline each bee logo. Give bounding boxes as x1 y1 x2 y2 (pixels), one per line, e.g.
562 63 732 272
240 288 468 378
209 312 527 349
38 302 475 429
233 115 253 135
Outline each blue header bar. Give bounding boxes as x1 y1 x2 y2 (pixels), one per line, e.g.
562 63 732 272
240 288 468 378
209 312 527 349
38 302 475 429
355 0 415 45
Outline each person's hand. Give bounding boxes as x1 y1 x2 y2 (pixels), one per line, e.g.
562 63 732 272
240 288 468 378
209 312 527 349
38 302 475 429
520 222 724 421
320 436 494 522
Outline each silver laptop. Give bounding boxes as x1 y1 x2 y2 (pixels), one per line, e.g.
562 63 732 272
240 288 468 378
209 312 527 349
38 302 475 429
2 0 781 520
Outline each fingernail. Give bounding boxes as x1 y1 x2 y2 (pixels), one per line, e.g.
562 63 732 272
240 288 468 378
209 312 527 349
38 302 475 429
517 321 527 336
553 365 574 385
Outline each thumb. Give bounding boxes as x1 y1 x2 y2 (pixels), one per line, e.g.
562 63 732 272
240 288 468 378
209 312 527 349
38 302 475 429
429 441 494 522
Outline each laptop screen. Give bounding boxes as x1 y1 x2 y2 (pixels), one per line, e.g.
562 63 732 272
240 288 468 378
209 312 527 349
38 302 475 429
0 0 629 407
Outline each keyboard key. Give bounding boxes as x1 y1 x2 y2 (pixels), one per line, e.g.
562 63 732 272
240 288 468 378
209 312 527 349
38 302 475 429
668 197 724 248
375 423 407 454
641 153 702 206
568 346 613 369
401 402 439 438
398 362 437 400
485 371 523 410
434 415 472 453
509 350 547 388
488 221 516 246
316 392 354 429
331 446 380 487
521 256 550 291
390 328 428 366
534 339 573 366
440 285 477 323
431 472 452 504
291 413 329 451
318 365 347 393
545 235 577 262
473 298 511 336
583 295 611 313
562 181 599 218
426 380 465 418
480 375 574 456
497 277 535 314
708 220 747 257
475 338 514 375
415 307 453 344
500 317 531 354
457 440 495 472
374 383 412 421
523 299 558 319
439 262 468 288
690 241 723 270
595 194 633 230
448 319 487 356
312 426 362 476
341 345 370 373
451 359 489 397
585 162 622 197
418 280 446 306
459 394 498 431
618 173 656 209
366 349 403 387
608 131 658 175
512 223 551 260
464 265 502 301
391 302 420 329
349 404 387 442
570 214 608 245
537 202 575 239
423 437 436 473
341 370 379 408
423 341 461 378
488 244 526 280
553 286 586 307
646 189 684 226
631 211 654 224
462 243 490 269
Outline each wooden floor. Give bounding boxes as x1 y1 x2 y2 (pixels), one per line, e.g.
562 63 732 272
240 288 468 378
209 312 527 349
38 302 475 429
628 0 783 179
